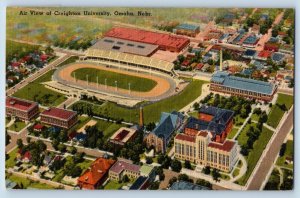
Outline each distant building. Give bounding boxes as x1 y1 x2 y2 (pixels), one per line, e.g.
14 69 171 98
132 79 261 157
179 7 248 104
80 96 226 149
6 96 39 121
184 105 234 143
145 111 184 153
105 27 190 52
109 159 140 182
210 71 277 101
77 158 115 190
170 181 210 190
173 23 200 37
109 127 137 146
174 131 238 172
40 107 78 129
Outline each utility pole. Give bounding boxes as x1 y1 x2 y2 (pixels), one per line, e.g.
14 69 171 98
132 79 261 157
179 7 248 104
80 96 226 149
97 76 99 88
86 74 88 85
128 83 131 94
115 81 118 91
105 78 107 89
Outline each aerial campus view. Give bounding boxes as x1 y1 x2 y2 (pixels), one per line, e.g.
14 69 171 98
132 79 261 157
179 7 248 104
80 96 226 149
5 7 294 190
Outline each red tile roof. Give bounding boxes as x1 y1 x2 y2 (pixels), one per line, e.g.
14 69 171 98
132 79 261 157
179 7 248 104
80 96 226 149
258 50 272 58
41 107 77 121
198 131 208 137
78 158 115 186
6 97 38 112
175 133 195 142
208 140 235 152
110 159 140 174
105 27 189 51
33 124 45 130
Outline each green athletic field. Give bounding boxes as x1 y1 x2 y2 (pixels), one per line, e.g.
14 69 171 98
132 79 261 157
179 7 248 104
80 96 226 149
71 68 157 92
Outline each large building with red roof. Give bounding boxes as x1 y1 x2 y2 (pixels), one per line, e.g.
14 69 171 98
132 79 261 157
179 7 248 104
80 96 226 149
105 27 190 52
77 158 116 190
6 97 39 121
40 107 78 129
174 131 238 172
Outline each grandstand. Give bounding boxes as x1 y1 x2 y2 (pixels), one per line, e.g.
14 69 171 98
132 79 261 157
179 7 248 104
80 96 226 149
82 49 175 75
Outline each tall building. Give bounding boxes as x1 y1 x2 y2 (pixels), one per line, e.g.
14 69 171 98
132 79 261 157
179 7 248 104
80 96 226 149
174 131 238 172
40 107 78 129
210 71 277 101
6 97 39 121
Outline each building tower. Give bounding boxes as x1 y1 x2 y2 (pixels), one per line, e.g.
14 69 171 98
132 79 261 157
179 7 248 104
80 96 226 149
139 106 144 127
219 49 223 71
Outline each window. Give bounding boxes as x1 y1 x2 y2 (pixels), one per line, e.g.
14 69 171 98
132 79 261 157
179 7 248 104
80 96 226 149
127 43 134 47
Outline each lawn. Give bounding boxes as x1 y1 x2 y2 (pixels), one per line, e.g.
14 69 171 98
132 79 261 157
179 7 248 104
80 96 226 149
188 111 198 118
7 174 55 189
72 80 206 124
104 179 133 190
6 117 11 125
57 56 79 67
232 168 240 178
234 115 246 126
7 120 26 132
276 140 293 169
236 126 273 186
251 113 260 122
237 122 256 145
95 119 125 139
6 148 19 168
227 127 239 139
71 68 158 92
267 94 293 128
13 69 66 106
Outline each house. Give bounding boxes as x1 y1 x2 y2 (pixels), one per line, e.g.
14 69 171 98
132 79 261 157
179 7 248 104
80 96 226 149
145 111 184 153
109 159 140 182
77 158 115 190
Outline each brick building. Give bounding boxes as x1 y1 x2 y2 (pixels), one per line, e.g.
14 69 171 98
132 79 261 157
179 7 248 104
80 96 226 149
210 71 277 101
109 127 137 146
185 106 234 143
40 107 78 129
174 131 238 172
77 158 116 189
173 23 200 37
6 96 39 121
109 159 140 182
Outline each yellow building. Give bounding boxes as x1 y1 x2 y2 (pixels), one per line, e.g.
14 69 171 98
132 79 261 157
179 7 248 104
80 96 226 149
174 131 238 172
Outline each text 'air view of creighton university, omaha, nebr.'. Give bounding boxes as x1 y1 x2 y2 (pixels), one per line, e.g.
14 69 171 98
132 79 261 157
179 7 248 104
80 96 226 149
5 7 294 191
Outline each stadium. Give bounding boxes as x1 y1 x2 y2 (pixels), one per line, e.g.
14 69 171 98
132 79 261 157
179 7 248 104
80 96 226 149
48 50 181 107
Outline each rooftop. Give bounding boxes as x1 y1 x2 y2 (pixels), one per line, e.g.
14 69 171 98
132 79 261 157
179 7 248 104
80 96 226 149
41 107 77 121
6 96 38 112
175 133 196 142
78 158 115 186
91 37 159 57
208 140 236 152
170 181 210 190
110 127 137 144
109 159 140 174
175 23 200 31
129 176 148 190
105 27 189 50
211 71 275 95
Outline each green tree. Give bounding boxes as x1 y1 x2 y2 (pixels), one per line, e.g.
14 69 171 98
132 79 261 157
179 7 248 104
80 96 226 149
170 159 182 172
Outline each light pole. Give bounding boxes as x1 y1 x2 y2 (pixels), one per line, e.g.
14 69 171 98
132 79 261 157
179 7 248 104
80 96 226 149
105 78 107 89
97 76 99 88
128 83 131 94
86 74 88 85
115 81 118 91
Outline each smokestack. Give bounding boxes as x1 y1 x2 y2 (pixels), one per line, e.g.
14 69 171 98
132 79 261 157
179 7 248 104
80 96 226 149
139 106 144 127
220 49 223 71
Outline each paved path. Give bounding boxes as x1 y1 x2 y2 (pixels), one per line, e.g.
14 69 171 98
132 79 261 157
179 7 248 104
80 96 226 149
246 106 293 190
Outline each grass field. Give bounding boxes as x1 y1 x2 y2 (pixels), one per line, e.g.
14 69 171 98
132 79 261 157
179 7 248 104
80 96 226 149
6 40 39 64
276 140 293 169
72 80 206 124
13 69 66 106
7 120 26 132
237 122 257 145
236 126 273 186
6 148 18 168
227 127 239 139
94 119 125 139
71 68 157 92
267 94 293 128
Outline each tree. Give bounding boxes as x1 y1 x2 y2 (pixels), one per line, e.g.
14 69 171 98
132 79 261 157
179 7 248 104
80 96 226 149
69 146 77 155
26 137 31 144
184 160 192 169
196 179 212 189
170 159 182 172
212 168 221 182
52 139 59 150
203 166 211 175
178 174 192 182
57 143 67 153
68 166 82 178
146 157 153 164
149 181 160 190
17 139 23 149
6 132 11 146
169 177 177 186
